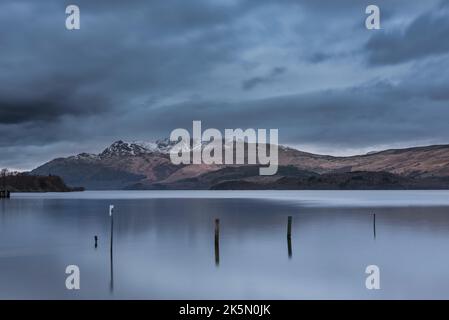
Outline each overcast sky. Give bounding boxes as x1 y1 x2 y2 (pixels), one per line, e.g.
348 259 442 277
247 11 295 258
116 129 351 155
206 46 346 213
1 0 449 170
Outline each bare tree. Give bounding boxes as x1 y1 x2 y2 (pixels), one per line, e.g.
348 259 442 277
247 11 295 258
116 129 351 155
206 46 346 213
1 168 8 189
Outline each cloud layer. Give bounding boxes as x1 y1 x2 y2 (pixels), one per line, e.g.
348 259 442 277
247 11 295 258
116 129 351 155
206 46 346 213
0 0 448 169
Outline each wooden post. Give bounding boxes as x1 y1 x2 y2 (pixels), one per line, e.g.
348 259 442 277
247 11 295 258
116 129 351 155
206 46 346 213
287 216 292 258
109 205 114 292
373 213 376 239
94 235 98 248
214 219 220 266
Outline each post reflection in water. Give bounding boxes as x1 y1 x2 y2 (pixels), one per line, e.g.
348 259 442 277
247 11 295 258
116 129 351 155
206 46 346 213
287 216 292 259
214 218 220 267
109 205 114 293
110 245 114 293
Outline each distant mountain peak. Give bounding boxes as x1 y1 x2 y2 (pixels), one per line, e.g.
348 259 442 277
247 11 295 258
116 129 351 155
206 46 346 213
98 137 284 159
68 152 99 161
100 140 149 158
99 139 178 158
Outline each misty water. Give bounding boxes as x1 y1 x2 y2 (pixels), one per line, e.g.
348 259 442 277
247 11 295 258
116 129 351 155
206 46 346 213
1 190 449 299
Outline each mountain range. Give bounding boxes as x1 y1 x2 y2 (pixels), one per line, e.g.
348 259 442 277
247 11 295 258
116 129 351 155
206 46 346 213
30 140 449 190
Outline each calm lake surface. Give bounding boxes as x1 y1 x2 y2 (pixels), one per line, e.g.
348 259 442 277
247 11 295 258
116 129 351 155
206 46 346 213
1 190 449 299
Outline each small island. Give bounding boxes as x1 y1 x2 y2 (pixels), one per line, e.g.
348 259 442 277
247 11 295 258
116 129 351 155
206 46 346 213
1 169 83 193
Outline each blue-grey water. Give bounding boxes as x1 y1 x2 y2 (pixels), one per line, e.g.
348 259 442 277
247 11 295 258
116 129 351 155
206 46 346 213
1 190 449 299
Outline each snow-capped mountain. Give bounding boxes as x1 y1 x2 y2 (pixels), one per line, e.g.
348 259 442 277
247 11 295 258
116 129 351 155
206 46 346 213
99 139 177 158
98 138 215 158
30 139 180 189
31 140 449 190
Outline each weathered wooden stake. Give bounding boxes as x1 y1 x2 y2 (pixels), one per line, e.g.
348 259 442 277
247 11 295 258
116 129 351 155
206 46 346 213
94 235 98 248
214 218 220 266
287 216 292 258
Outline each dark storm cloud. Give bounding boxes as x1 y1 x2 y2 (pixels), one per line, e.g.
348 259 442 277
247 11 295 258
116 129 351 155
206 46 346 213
242 67 286 90
0 0 447 169
308 52 334 64
0 0 253 124
0 89 109 124
365 4 449 65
